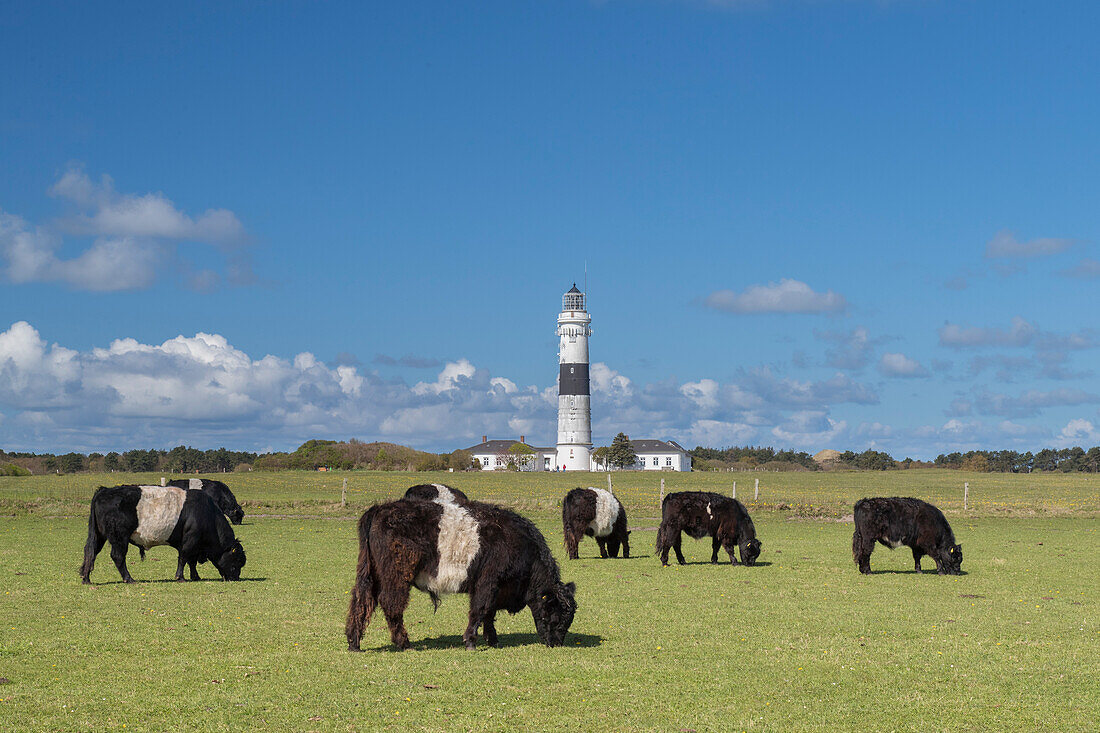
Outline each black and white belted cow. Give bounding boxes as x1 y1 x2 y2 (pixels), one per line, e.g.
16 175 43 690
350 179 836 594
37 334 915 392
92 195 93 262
656 491 762 567
79 484 246 584
166 478 245 524
403 483 470 504
346 497 577 651
561 487 630 559
852 497 963 575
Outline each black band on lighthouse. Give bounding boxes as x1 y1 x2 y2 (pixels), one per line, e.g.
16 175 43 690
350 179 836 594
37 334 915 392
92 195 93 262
559 363 590 395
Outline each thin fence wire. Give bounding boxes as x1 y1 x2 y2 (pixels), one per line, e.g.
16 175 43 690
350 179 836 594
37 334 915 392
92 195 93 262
3 469 1098 518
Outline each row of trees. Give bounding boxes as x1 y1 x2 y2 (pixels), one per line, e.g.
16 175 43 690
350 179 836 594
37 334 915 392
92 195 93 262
8 441 1100 475
0 447 258 476
690 445 820 471
934 447 1100 473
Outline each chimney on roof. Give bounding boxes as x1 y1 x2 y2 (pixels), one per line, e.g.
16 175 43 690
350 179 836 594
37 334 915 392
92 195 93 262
520 435 525 444
482 435 487 443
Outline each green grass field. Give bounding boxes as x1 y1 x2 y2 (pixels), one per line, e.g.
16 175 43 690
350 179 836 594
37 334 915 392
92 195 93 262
1 471 1097 731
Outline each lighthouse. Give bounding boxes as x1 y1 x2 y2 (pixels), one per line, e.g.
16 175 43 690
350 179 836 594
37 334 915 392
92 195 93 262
556 284 592 471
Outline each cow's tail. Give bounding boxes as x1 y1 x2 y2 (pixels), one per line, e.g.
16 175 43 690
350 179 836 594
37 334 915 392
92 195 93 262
79 490 105 582
345 505 380 651
852 500 867 564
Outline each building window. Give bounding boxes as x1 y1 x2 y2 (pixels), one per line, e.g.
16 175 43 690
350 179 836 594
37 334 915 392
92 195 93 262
666 457 672 466
652 457 659 466
481 457 489 467
496 457 503 467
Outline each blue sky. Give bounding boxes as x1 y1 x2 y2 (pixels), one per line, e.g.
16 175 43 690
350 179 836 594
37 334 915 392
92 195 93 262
2 0 1099 458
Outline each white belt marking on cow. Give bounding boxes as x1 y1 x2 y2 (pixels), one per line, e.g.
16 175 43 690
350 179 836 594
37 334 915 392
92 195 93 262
586 487 621 538
131 486 187 549
416 502 480 596
188 478 203 491
431 483 457 504
706 502 713 518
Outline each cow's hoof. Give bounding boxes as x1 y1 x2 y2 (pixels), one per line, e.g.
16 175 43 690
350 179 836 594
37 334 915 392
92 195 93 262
175 577 185 582
123 577 136 584
464 641 477 651
81 577 91 585
347 644 362 653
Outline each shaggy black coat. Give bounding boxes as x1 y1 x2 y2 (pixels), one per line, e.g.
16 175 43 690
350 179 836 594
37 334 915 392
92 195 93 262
403 483 470 504
345 498 577 651
79 485 246 584
561 487 630 559
656 491 762 567
167 478 245 524
852 497 962 575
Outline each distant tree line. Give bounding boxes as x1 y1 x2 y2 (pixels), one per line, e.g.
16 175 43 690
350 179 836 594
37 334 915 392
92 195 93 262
690 446 820 471
0 439 479 475
934 447 1100 473
6 440 1100 475
1 446 258 475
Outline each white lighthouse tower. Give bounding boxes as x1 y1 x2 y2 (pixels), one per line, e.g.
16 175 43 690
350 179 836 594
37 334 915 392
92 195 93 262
556 284 592 471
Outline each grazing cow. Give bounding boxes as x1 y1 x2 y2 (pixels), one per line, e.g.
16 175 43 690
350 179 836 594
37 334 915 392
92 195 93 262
656 491 762 567
403 483 469 505
345 498 577 651
561 487 630 559
79 485 246 584
167 478 245 524
852 497 962 575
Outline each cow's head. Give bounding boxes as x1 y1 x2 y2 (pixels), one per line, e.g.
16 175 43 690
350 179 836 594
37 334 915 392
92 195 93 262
213 540 247 581
227 506 245 525
741 538 763 566
945 544 963 574
532 581 577 647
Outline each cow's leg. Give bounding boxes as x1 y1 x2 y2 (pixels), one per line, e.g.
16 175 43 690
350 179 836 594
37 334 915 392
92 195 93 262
188 560 200 581
854 534 874 574
720 533 740 565
464 585 496 650
606 536 621 558
80 532 106 584
911 547 924 573
621 530 630 558
378 584 412 651
711 535 721 563
175 554 187 581
483 610 499 648
108 540 135 583
672 532 686 565
596 537 608 559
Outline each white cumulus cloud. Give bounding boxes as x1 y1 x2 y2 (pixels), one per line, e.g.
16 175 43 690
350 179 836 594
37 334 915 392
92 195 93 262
984 230 1073 259
704 278 847 315
1 166 251 292
878 352 930 378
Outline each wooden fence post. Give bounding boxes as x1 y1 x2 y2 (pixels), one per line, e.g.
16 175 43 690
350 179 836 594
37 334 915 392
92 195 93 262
160 477 166 487
754 478 759 501
732 481 736 499
342 477 348 507
660 477 665 504
608 473 613 492
964 482 968 511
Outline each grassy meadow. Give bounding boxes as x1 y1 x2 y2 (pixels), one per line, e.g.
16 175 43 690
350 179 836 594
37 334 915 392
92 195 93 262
1 470 1097 731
